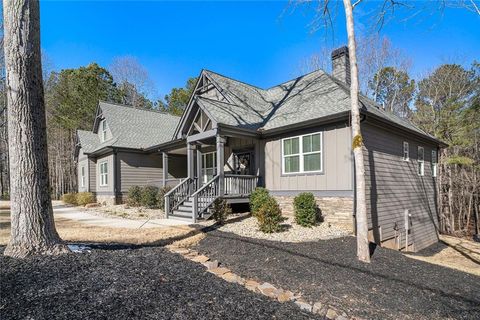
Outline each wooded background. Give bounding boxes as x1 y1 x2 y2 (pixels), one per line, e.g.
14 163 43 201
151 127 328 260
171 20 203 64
0 30 478 237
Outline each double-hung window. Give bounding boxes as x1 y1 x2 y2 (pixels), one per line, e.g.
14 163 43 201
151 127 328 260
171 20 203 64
100 162 108 186
80 166 86 188
432 150 438 177
282 132 322 174
100 120 107 142
417 146 424 176
403 141 409 161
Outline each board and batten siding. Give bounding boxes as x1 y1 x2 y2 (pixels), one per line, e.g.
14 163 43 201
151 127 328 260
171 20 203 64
77 148 89 192
362 121 439 251
264 123 353 193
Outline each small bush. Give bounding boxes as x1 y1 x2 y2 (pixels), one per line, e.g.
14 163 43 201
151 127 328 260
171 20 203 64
256 196 285 233
211 198 232 225
294 192 318 227
76 192 95 206
127 186 142 206
141 186 159 208
249 187 270 217
62 193 77 205
157 185 173 210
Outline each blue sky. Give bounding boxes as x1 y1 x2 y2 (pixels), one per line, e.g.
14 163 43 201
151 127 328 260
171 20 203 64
40 1 480 99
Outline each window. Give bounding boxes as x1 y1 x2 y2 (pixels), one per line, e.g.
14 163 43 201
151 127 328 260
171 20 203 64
432 150 438 177
100 162 108 186
100 119 107 142
282 132 322 174
201 152 217 184
80 166 86 188
417 146 424 176
403 141 409 161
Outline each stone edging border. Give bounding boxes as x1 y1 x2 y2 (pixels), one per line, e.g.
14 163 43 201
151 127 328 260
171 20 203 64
168 245 359 320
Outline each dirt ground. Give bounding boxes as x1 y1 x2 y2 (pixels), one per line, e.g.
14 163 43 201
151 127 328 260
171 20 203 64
407 235 480 276
0 210 202 248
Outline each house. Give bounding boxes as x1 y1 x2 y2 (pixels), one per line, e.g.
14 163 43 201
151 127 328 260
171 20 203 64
146 46 444 252
75 102 187 204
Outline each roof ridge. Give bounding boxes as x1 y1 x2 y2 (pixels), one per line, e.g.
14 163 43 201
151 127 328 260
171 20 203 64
203 69 267 91
266 69 327 91
99 100 180 117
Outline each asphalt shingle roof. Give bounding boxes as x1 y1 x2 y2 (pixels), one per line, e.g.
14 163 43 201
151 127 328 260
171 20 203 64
198 69 437 141
77 130 99 154
77 102 180 154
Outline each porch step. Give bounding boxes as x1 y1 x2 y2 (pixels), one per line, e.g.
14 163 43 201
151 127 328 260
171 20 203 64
170 211 193 222
178 204 193 212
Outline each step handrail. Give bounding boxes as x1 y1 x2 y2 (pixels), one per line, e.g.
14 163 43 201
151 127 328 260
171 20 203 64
191 175 220 222
164 178 196 218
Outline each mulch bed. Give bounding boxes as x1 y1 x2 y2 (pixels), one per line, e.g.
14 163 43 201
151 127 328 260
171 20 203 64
195 230 480 320
0 245 325 320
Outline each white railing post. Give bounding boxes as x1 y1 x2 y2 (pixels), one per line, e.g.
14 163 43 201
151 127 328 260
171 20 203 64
192 194 198 223
165 196 170 219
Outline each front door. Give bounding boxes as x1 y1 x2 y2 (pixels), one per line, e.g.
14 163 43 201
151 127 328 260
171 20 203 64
201 151 217 184
233 151 254 175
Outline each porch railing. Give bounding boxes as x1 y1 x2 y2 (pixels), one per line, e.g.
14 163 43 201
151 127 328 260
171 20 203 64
164 177 197 218
191 175 220 222
224 174 258 196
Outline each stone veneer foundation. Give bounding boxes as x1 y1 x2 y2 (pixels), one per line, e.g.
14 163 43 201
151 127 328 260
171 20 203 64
95 194 117 206
273 196 354 230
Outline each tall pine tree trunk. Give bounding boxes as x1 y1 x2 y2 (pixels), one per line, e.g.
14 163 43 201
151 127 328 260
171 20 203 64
3 0 68 258
343 0 371 263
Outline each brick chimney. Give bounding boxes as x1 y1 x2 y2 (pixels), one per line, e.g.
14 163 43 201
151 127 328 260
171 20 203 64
331 46 351 86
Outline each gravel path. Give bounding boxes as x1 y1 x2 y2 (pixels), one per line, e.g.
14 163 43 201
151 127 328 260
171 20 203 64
195 230 480 320
216 214 350 242
0 246 324 320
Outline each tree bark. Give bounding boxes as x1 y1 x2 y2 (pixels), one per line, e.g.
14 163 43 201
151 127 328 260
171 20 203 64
3 0 69 257
343 0 371 262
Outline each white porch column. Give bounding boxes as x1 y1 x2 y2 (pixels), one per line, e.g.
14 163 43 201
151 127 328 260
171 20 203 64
162 152 168 187
187 143 195 180
216 135 226 196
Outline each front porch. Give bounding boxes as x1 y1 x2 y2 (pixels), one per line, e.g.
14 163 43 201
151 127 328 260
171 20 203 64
162 130 261 222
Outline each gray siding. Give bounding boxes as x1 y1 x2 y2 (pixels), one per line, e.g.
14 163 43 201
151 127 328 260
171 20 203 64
118 152 163 193
264 123 353 193
362 121 439 251
117 152 188 194
89 158 96 192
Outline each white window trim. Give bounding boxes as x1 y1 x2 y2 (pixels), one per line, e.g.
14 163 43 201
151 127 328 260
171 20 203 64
99 161 108 187
201 151 217 184
281 132 323 175
432 150 438 178
100 119 107 142
80 166 86 188
418 146 425 176
403 141 409 161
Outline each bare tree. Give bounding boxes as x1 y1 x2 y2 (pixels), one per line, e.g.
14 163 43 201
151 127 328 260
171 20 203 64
109 56 154 108
3 0 69 257
342 0 370 263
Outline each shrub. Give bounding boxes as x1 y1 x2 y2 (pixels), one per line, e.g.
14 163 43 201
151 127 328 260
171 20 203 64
249 187 270 217
62 193 77 205
127 186 142 206
76 192 95 206
157 185 173 210
211 198 232 225
256 196 285 233
141 186 159 208
294 192 318 227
